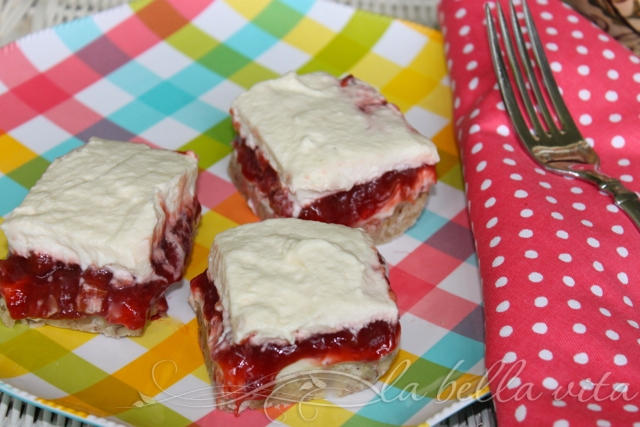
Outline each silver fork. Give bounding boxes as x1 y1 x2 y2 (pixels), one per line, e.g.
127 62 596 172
485 0 640 231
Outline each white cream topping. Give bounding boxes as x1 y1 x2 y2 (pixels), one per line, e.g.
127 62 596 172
208 218 398 345
231 72 439 208
1 137 199 282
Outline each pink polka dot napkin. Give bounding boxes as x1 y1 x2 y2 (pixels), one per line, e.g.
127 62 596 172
439 0 640 425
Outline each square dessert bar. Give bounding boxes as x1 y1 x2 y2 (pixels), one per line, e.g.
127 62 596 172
0 137 201 337
189 218 400 413
229 72 439 244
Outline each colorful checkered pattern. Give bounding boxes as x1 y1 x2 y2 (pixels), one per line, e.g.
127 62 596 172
0 0 484 425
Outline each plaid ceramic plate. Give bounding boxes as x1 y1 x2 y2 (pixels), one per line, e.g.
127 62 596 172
0 0 486 425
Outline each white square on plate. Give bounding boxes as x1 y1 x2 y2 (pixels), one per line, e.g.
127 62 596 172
200 79 245 112
400 312 449 357
307 0 355 32
139 117 200 150
425 182 467 221
206 153 232 183
75 78 134 117
135 42 192 80
9 373 68 400
73 335 148 374
255 41 310 75
372 21 428 67
153 374 216 419
165 280 196 324
92 5 133 34
9 116 72 154
404 106 449 139
192 0 248 42
437 262 483 305
17 28 72 72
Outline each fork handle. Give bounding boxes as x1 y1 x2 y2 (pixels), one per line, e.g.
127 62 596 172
600 179 640 231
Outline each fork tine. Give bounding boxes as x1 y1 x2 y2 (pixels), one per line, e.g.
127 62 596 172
496 1 546 138
485 4 535 145
521 0 581 135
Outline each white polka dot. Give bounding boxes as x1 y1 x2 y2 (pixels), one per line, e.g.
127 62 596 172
607 69 619 79
535 297 548 307
455 7 467 18
618 272 629 284
600 307 612 316
493 256 504 267
614 354 628 366
490 236 501 247
539 181 551 189
573 202 586 211
605 90 618 101
485 197 496 209
611 135 627 150
546 42 559 51
617 247 629 257
579 114 592 125
620 174 633 182
587 237 600 247
563 276 575 287
551 61 562 72
593 261 604 271
519 229 533 238
577 45 588 54
578 89 590 100
591 285 603 297
624 405 639 412
571 30 583 39
532 323 548 334
607 204 620 212
574 352 588 364
554 420 569 427
535 168 546 175
469 77 479 90
613 383 629 393
476 161 487 172
599 34 610 42
582 219 593 227
459 25 470 36
551 212 563 220
609 113 621 122
481 179 491 190
496 277 508 287
500 325 513 337
463 43 474 54
543 377 559 390
577 65 589 75
588 404 602 411
503 158 516 166
540 11 553 20
606 330 620 340
469 124 480 134
568 299 581 309
507 377 521 389
503 143 514 152
497 101 505 110
612 225 624 234
570 186 583 194
546 27 558 35
552 401 567 407
559 253 572 262
471 142 482 154
596 420 611 427
546 196 558 204
510 173 523 181
624 296 633 306
556 230 568 239
515 190 528 198
497 301 510 312
581 379 595 390
539 349 553 360
497 125 510 136
568 14 579 23
628 320 639 328
529 272 543 283
574 323 586 333
486 217 498 229
603 49 615 59
521 209 533 218
515 404 527 422
470 109 480 119
503 351 517 363
454 98 461 109
467 60 478 70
